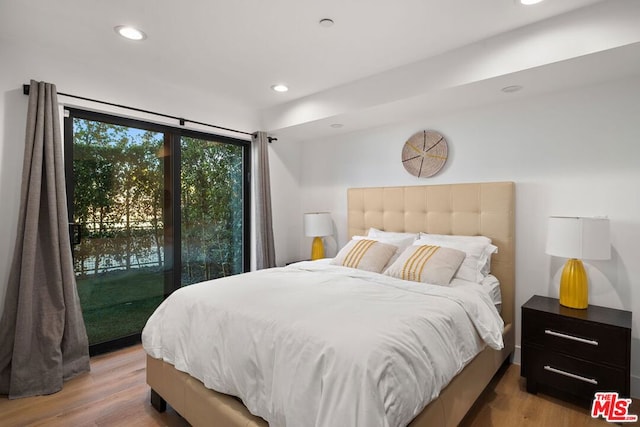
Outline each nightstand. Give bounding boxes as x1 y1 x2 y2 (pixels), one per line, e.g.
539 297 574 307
521 295 632 406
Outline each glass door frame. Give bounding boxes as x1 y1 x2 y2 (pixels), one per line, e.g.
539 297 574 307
64 108 251 355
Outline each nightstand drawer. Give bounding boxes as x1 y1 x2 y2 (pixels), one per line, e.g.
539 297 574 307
523 310 627 367
523 344 628 401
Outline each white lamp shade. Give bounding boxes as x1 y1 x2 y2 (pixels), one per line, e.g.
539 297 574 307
304 212 332 237
546 216 610 260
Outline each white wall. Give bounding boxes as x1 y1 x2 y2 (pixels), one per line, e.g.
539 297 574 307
285 75 640 397
0 39 261 317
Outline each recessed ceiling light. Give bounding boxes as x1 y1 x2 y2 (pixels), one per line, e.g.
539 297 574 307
114 25 147 41
330 123 343 128
319 18 334 28
519 0 544 5
271 84 289 93
501 85 523 93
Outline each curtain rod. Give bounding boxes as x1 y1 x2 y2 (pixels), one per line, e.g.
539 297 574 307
22 83 253 137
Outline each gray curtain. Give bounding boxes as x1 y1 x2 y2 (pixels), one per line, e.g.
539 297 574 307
252 131 276 269
0 80 90 399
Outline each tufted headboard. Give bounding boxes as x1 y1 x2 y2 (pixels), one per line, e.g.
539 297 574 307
347 182 515 326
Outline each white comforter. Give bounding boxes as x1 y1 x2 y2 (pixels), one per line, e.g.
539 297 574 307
142 260 504 427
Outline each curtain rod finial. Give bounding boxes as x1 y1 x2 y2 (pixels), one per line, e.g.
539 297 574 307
267 137 278 143
23 84 30 95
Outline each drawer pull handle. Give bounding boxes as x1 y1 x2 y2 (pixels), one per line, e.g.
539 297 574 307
544 329 599 346
544 365 598 385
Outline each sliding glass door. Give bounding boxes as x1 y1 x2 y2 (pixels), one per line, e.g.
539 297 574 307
181 137 246 285
64 109 249 354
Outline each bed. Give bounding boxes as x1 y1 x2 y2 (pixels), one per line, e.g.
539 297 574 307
144 181 515 427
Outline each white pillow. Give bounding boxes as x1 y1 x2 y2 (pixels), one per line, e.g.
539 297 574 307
383 244 466 286
331 239 397 273
368 228 418 241
415 233 497 283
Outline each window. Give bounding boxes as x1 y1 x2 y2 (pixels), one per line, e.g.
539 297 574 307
64 109 250 354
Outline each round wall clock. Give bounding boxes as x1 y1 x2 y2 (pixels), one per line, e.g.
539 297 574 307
401 130 448 178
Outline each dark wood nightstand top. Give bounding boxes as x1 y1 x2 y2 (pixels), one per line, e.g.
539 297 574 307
523 295 632 330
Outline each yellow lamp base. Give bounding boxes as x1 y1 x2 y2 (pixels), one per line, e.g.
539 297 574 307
559 258 588 309
310 236 325 260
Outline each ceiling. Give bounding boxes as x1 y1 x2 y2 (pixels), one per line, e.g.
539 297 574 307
2 0 640 141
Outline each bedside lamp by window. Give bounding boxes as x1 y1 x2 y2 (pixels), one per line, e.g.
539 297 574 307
304 212 332 260
545 216 610 309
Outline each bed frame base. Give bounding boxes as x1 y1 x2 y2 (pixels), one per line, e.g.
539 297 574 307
150 389 166 413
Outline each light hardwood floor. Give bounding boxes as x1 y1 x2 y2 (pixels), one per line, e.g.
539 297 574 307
0 345 637 426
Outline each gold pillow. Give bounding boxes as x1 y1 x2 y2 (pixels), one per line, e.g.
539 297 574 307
383 245 465 286
331 239 397 273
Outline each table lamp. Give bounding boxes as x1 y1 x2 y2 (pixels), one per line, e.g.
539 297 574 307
545 216 610 309
304 212 332 260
